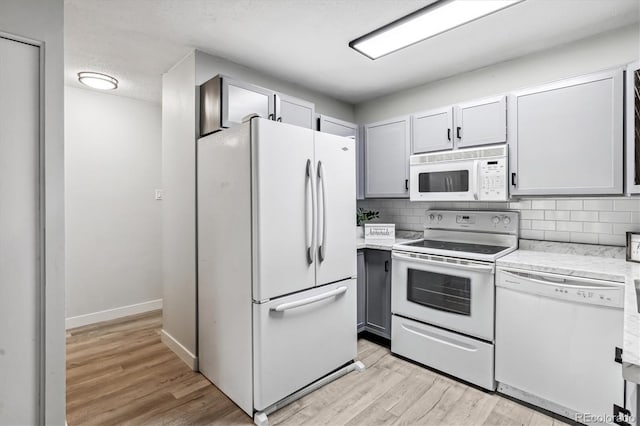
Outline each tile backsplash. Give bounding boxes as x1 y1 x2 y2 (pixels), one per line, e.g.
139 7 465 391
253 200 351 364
357 197 640 247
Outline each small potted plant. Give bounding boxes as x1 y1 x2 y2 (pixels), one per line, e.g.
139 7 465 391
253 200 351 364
356 208 379 238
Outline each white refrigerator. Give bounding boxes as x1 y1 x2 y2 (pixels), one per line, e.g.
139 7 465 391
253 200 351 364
197 118 358 422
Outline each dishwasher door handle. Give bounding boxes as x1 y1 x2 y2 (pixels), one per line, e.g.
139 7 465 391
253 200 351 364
500 269 621 290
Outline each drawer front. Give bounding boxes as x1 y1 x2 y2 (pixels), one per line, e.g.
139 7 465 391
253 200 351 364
253 280 357 411
391 315 495 390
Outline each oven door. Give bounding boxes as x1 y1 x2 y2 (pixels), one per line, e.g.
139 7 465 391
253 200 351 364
391 251 495 341
409 159 478 201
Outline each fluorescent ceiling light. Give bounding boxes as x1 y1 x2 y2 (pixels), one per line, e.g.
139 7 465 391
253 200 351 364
350 0 524 60
77 72 118 90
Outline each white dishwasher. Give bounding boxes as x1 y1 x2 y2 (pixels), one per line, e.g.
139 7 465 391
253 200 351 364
495 267 633 424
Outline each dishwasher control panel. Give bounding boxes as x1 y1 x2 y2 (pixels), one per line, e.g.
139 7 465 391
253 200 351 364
497 268 624 309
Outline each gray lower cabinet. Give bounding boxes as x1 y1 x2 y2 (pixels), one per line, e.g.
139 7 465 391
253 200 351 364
364 249 392 339
357 250 366 331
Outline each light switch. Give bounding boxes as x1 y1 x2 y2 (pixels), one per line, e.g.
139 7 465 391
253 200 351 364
155 189 164 201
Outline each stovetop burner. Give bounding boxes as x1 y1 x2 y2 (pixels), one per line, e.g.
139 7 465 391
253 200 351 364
403 239 509 255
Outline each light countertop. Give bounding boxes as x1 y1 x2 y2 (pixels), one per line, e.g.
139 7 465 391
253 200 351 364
496 245 640 384
356 229 422 251
356 237 418 251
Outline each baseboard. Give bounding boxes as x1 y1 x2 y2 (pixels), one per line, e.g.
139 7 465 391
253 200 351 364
160 329 198 371
65 299 163 330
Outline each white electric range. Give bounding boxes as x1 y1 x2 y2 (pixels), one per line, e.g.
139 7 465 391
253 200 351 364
390 210 519 390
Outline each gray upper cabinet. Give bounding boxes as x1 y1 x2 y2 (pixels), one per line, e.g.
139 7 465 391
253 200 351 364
454 95 506 149
509 69 624 196
200 75 275 136
411 106 453 154
276 93 315 129
626 61 640 194
364 116 411 198
317 114 364 200
200 74 317 136
411 96 506 154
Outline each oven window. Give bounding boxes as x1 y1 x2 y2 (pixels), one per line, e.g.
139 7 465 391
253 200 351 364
407 269 471 316
418 170 469 193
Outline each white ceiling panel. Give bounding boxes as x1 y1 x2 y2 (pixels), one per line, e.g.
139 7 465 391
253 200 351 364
64 0 639 104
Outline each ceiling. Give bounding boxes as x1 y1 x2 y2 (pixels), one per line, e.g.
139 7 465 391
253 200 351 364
64 0 639 105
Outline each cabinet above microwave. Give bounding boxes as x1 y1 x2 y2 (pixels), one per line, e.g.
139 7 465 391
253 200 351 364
199 74 315 136
411 95 507 154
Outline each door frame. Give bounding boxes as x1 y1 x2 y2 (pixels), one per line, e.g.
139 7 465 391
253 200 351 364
0 30 46 424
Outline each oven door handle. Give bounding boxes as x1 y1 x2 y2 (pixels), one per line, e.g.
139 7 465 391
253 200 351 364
392 252 495 273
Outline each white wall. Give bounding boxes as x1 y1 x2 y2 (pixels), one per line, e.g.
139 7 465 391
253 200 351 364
355 25 639 123
162 53 197 363
0 1 65 424
65 86 162 325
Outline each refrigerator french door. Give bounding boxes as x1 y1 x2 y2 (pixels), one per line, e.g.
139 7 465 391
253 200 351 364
197 118 357 419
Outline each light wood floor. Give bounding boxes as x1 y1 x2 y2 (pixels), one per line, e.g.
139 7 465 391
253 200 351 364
67 311 567 425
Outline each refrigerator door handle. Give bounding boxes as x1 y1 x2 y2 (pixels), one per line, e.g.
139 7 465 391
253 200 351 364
270 286 348 312
305 159 316 264
317 161 327 262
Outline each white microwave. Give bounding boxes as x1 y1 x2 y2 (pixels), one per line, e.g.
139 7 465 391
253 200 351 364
409 145 508 202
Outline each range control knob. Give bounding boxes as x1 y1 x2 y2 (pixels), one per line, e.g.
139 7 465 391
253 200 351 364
502 216 512 225
437 214 443 221
492 216 501 225
429 214 435 221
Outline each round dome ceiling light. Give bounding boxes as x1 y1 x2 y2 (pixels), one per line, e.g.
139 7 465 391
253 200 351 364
77 72 118 90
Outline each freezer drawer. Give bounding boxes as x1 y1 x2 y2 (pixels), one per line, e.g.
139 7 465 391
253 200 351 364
253 279 357 411
391 315 495 390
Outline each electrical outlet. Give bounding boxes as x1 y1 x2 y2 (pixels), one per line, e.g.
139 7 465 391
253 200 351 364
155 189 164 200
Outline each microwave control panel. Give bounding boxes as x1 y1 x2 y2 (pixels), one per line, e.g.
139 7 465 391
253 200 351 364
478 158 507 201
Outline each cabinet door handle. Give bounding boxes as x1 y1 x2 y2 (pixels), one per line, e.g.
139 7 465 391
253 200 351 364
511 172 517 187
384 260 389 272
456 126 462 139
268 113 275 120
405 179 409 191
277 117 282 122
447 128 451 141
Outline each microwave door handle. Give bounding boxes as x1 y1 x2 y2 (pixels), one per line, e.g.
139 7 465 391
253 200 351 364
473 161 480 200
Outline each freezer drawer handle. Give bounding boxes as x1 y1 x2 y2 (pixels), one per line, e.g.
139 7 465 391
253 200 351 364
270 286 348 312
